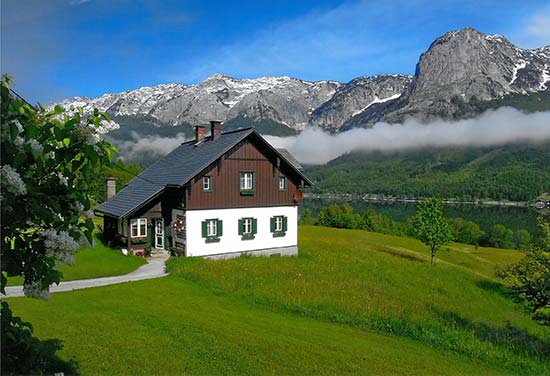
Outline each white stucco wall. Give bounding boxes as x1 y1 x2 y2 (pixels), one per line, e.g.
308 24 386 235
185 206 298 257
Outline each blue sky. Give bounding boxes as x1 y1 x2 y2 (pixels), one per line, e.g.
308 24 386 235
2 0 549 104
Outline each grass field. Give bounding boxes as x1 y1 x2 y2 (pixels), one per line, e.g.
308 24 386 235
6 235 146 286
7 226 550 375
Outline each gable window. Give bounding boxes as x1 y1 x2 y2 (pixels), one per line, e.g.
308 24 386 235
203 176 212 191
238 217 257 240
270 215 288 237
130 218 147 238
202 219 222 243
279 176 286 191
240 172 254 195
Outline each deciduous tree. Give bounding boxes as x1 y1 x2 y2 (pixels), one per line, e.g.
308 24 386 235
412 198 454 265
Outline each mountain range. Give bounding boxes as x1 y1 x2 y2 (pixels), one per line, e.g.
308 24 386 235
53 27 550 136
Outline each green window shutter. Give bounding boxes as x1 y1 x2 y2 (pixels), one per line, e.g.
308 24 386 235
217 220 223 237
238 219 243 235
252 218 257 234
270 217 275 232
201 221 207 238
283 216 288 232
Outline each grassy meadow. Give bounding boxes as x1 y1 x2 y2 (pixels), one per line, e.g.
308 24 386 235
7 226 550 375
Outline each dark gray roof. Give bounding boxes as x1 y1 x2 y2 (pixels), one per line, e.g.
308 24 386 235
95 127 310 218
277 148 304 171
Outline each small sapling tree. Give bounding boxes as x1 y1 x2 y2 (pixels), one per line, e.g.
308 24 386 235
412 198 454 265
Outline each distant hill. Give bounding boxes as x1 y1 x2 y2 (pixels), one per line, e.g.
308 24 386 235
305 144 550 201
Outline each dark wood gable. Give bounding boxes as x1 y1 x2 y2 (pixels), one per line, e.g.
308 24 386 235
185 135 302 210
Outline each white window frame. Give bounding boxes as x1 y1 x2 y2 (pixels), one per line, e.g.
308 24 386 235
275 216 283 232
279 176 286 191
243 218 253 234
130 218 147 238
240 172 254 190
203 176 212 191
207 219 217 237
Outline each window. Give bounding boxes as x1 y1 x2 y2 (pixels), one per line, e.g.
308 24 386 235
275 216 283 232
130 218 147 238
279 176 286 191
202 219 223 243
203 176 212 191
270 215 287 237
243 218 253 234
238 217 257 240
240 172 254 194
207 219 217 237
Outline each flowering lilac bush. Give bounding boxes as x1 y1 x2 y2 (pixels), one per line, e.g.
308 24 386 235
1 75 116 297
1 75 117 373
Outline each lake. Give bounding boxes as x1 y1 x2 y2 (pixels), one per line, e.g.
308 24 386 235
302 199 541 236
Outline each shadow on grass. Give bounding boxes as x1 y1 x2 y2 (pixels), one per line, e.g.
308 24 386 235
475 280 531 312
1 338 80 376
436 310 550 359
375 246 426 263
1 302 79 375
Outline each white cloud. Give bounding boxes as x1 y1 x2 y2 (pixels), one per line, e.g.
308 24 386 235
514 8 550 48
527 13 550 45
163 0 425 84
115 108 550 166
264 108 550 164
115 132 190 162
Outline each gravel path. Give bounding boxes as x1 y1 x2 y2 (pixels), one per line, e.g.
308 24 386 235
3 254 169 298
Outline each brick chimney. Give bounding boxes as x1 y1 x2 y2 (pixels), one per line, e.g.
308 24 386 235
194 125 206 142
210 120 223 138
106 177 116 200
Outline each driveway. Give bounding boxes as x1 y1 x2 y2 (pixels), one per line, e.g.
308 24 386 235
3 253 169 298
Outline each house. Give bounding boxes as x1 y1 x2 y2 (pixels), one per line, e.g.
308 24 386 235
94 121 312 258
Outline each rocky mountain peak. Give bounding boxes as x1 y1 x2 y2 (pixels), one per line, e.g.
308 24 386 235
51 27 549 134
377 27 550 123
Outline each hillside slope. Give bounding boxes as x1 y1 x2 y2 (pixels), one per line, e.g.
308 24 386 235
9 226 549 375
305 144 550 201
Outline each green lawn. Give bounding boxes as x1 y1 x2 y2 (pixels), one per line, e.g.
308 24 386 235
7 226 550 375
6 235 146 286
9 277 518 376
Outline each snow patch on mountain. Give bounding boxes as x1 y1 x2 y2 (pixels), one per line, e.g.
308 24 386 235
510 61 527 84
352 93 402 116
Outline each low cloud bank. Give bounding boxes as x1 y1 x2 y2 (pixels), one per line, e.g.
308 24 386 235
265 107 550 164
113 107 550 165
114 132 190 163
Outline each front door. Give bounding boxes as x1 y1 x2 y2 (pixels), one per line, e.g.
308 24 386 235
155 218 164 249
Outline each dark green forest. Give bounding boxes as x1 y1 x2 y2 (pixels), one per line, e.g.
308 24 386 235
305 144 550 202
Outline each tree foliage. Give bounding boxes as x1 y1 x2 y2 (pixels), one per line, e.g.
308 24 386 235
498 212 550 325
0 75 116 374
412 198 454 265
306 144 550 202
451 218 485 245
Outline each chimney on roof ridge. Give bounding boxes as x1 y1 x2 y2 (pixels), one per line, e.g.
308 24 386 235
210 120 223 139
194 125 206 142
106 177 116 200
